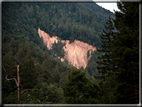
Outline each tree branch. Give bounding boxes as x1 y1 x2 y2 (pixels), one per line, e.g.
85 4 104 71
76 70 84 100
3 65 18 86
21 89 38 96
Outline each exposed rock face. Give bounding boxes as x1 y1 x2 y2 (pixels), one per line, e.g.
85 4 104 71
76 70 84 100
38 28 96 69
38 28 58 49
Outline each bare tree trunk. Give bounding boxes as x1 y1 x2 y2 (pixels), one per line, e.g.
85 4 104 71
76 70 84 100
17 65 21 104
3 65 38 104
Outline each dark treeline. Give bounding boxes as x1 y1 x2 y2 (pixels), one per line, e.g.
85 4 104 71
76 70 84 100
94 1 139 104
2 1 139 104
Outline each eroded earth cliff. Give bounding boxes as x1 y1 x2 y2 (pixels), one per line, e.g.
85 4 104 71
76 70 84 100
38 28 96 69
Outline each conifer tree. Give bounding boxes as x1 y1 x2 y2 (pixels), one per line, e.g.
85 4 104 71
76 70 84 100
96 17 115 77
112 1 139 104
63 69 100 104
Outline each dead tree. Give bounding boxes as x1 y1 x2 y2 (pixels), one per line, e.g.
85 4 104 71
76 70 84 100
3 65 38 104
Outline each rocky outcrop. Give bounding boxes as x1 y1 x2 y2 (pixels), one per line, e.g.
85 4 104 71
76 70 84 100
38 28 96 69
38 28 58 49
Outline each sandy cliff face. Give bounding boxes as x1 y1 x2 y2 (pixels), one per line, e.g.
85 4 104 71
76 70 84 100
38 28 58 49
38 28 96 69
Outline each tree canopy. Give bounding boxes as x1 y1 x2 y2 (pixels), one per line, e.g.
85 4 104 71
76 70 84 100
63 69 100 104
2 1 139 104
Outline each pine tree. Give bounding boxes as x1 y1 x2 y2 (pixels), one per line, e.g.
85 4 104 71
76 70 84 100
62 69 100 104
96 17 116 77
112 1 139 104
20 54 37 90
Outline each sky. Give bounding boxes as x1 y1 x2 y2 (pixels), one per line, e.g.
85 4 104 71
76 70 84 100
94 2 120 13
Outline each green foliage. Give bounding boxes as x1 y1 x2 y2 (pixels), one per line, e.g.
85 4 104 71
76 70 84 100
62 69 100 104
85 50 101 83
2 35 72 104
3 90 18 104
2 2 108 104
87 50 90 59
94 1 139 104
21 80 65 104
2 2 110 48
81 2 115 21
20 54 37 89
2 4 113 102
52 41 65 58
111 1 139 104
85 17 116 81
98 71 119 103
3 1 138 104
96 17 116 75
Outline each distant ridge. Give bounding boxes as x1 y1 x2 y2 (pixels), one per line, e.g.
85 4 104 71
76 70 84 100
81 2 115 20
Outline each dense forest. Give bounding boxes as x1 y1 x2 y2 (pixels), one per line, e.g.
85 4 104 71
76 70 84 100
81 2 114 20
2 2 113 85
2 1 139 105
2 2 111 48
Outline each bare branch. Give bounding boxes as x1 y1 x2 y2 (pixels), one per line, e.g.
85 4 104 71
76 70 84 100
3 65 18 86
21 89 38 95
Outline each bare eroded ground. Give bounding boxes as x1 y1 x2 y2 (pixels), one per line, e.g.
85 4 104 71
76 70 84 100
38 28 96 69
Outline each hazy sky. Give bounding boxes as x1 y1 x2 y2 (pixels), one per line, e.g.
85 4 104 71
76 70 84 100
95 2 120 13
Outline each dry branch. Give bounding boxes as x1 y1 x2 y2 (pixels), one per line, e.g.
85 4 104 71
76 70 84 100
3 65 38 104
21 89 38 95
3 65 18 86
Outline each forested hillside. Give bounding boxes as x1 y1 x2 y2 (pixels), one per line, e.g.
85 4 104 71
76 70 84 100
2 2 108 48
2 1 139 104
81 2 114 20
2 2 105 104
2 2 112 82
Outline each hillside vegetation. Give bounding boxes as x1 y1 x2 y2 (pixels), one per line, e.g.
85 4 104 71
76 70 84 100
3 2 104 103
2 1 139 104
2 2 111 80
81 2 114 20
3 2 109 48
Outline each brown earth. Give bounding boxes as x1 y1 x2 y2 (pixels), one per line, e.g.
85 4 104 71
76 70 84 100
38 28 96 69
